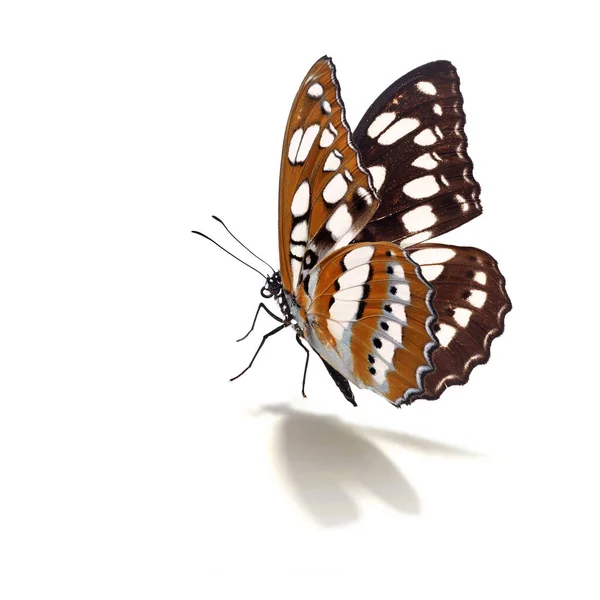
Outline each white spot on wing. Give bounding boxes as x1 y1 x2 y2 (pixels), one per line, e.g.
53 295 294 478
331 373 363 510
291 181 310 216
391 283 410 302
417 81 437 95
383 320 403 345
402 205 437 232
410 247 456 264
399 231 432 248
338 264 370 289
368 165 386 191
371 357 389 385
420 264 444 281
323 173 348 204
320 128 335 148
323 151 341 172
378 118 420 145
335 228 361 249
474 271 487 285
327 319 345 341
412 153 438 170
334 285 363 301
376 337 395 363
290 243 304 259
453 307 472 327
296 124 320 163
329 299 358 322
391 264 404 278
367 112 396 138
307 83 324 98
436 323 456 347
388 303 407 322
343 245 375 270
433 103 443 115
291 260 301 284
468 290 487 308
321 100 332 114
288 128 303 163
414 128 437 146
403 175 440 199
291 221 308 243
326 203 352 240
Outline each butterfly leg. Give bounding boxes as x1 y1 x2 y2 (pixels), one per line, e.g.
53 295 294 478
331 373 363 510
230 323 287 382
295 334 310 398
236 303 284 342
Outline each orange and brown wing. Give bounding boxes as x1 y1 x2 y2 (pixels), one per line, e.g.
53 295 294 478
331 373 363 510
278 57 379 294
294 242 438 406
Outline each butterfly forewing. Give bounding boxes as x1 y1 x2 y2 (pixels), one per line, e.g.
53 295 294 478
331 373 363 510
407 244 511 399
352 61 481 247
278 57 379 293
294 242 438 406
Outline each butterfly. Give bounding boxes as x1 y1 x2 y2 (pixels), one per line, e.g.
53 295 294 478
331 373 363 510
194 56 511 407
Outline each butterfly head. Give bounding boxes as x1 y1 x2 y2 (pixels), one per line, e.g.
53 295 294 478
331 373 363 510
261 271 283 299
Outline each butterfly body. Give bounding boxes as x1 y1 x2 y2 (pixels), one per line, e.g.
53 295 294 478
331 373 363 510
261 271 295 326
200 56 511 408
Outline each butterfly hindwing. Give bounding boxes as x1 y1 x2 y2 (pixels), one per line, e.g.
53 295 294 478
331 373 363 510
294 242 438 406
407 244 511 399
352 61 481 247
278 57 379 293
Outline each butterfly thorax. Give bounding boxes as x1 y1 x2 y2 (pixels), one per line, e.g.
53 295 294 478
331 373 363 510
261 271 299 331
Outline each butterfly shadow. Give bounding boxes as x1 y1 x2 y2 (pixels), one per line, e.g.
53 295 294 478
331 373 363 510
255 404 480 527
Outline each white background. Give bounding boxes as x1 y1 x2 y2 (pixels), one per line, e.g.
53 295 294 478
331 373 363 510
1 1 598 598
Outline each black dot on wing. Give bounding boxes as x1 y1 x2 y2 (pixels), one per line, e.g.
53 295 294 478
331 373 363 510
355 195 368 212
433 324 441 332
303 250 317 268
386 251 393 257
461 290 471 299
373 337 382 349
386 265 393 274
390 286 397 295
369 367 376 375
466 270 475 279
368 354 375 364
384 304 392 313
381 321 389 331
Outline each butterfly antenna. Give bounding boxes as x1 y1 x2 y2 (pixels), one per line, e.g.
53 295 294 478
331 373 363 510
212 215 275 273
191 231 267 279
